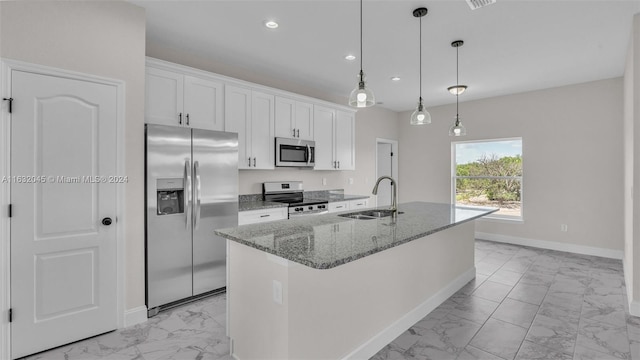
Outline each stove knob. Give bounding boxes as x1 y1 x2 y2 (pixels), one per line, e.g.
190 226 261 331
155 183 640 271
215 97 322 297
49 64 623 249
308 206 313 210
296 207 303 212
318 205 325 209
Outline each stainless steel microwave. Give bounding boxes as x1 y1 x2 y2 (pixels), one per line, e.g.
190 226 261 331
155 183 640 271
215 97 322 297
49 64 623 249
275 137 315 168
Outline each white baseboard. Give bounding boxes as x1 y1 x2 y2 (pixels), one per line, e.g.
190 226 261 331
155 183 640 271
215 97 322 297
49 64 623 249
341 267 476 360
475 232 623 260
124 306 148 328
629 298 640 317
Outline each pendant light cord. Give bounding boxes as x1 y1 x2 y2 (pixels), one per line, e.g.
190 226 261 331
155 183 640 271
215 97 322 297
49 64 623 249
419 14 422 100
456 45 459 117
360 0 363 75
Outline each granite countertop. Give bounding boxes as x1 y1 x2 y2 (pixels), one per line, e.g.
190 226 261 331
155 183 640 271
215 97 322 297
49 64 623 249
238 191 369 212
216 201 498 269
238 201 288 212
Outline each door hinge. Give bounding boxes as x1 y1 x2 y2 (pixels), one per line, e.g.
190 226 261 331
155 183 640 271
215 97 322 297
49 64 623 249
3 98 13 113
8 308 12 323
8 204 12 218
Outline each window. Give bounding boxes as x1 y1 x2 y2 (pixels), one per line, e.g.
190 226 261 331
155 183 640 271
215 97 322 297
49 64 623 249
452 138 523 220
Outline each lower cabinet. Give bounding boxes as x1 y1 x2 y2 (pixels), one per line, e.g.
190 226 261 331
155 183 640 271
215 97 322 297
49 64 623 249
238 207 288 225
328 202 349 213
327 199 369 213
349 199 369 210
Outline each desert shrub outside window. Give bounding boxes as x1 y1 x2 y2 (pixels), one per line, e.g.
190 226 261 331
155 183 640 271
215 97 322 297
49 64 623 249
452 138 523 220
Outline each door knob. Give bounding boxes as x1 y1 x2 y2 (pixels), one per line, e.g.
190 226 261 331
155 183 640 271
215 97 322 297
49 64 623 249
102 217 113 226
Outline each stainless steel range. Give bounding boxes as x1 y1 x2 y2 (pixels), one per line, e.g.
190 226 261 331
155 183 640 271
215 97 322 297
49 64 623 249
263 181 328 218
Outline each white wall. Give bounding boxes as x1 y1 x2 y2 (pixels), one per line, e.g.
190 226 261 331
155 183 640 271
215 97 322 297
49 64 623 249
399 78 624 253
146 42 400 198
624 13 640 314
0 1 147 310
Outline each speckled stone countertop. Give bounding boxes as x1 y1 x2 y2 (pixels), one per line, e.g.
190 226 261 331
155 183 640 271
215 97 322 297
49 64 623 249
238 190 368 212
238 201 287 212
215 201 497 269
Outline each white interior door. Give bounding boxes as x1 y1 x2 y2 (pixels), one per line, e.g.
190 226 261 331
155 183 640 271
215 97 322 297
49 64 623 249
10 70 118 359
376 143 393 207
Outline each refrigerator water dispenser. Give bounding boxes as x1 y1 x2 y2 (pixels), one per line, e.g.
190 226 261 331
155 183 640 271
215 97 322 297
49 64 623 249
156 178 184 215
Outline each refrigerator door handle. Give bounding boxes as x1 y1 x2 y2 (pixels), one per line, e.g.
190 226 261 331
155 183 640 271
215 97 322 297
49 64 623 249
193 161 202 230
185 160 192 229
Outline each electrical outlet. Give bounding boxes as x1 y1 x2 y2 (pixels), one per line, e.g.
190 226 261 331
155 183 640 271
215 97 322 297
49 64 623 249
273 280 283 304
348 178 354 185
322 178 327 186
560 224 568 232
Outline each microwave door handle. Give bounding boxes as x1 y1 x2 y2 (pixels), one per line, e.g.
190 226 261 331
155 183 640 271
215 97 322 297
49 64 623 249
306 145 311 165
184 160 192 229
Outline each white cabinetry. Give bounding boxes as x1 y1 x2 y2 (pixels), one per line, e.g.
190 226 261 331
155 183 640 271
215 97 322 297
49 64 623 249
145 66 224 131
328 201 349 213
313 106 355 170
225 85 275 169
275 96 314 140
238 207 288 225
349 198 369 210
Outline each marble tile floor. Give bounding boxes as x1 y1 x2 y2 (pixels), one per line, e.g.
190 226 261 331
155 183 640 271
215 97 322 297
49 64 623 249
372 240 639 360
24 240 639 360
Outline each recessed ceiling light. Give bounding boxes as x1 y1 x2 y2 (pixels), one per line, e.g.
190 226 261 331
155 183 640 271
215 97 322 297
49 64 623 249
345 54 356 61
264 20 279 29
391 76 401 81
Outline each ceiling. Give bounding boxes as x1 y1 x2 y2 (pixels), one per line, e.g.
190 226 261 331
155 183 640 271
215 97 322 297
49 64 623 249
133 0 640 112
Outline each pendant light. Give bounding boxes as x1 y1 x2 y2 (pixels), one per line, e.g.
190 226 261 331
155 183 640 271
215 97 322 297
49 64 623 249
410 7 431 125
348 0 375 108
449 40 467 136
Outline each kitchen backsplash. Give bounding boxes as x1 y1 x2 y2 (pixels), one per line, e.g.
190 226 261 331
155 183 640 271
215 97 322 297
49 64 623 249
239 189 344 202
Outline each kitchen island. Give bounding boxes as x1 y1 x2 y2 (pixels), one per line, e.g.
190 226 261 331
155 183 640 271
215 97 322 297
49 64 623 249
215 202 497 359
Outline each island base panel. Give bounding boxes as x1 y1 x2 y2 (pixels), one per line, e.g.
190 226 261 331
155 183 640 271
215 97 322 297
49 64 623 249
228 221 476 359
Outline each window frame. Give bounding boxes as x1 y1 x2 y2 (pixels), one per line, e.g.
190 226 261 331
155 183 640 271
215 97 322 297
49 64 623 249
451 137 524 222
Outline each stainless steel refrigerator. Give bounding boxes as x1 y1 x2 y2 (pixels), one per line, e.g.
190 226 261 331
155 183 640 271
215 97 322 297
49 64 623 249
145 124 238 316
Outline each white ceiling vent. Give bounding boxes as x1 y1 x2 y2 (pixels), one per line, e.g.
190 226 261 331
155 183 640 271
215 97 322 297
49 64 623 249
466 0 496 10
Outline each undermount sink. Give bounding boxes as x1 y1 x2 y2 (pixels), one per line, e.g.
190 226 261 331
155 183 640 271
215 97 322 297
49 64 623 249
338 209 401 220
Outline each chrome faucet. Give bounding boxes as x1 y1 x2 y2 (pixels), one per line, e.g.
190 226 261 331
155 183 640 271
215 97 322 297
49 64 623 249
372 176 398 221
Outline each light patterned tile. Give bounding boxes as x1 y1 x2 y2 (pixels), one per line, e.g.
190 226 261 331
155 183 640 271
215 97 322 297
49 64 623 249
514 340 572 360
577 318 631 359
469 318 527 360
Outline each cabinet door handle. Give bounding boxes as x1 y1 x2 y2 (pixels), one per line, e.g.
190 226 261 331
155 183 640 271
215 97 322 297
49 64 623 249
248 157 251 167
179 113 183 125
260 214 270 218
292 129 296 137
186 113 190 126
338 161 340 169
296 129 300 138
253 157 256 167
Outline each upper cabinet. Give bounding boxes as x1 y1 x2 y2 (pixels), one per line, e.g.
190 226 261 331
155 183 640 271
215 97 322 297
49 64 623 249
145 66 223 131
225 85 275 170
274 96 314 140
313 106 355 170
146 58 356 172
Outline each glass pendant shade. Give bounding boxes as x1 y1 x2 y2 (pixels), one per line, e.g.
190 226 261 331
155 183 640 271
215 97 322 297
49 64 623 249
349 72 375 108
410 99 431 125
449 115 466 136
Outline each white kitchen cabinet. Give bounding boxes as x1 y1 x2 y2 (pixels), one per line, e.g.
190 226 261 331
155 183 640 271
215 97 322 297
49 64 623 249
275 96 314 140
313 105 355 170
145 66 224 131
335 111 355 170
349 198 369 210
238 207 288 225
328 201 349 213
225 85 275 169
